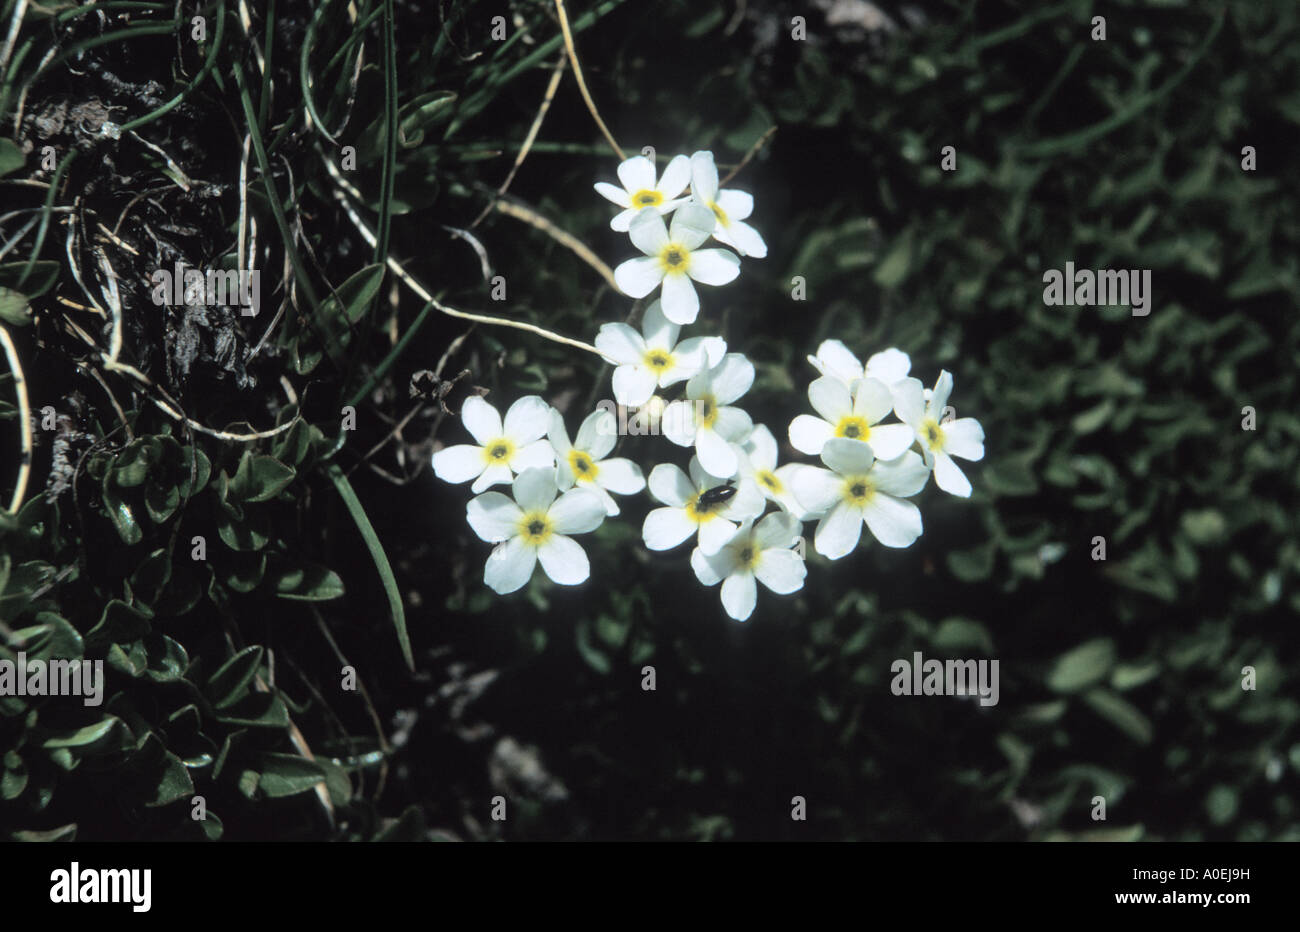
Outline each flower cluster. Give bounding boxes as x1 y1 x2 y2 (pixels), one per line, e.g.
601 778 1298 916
432 149 985 621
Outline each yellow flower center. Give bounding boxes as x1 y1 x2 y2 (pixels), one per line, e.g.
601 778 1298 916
568 449 599 482
658 243 691 274
709 200 729 227
736 543 758 569
757 470 783 494
696 394 718 429
518 511 553 545
835 416 870 441
843 475 875 507
482 438 515 464
921 418 945 451
633 189 663 208
643 349 674 375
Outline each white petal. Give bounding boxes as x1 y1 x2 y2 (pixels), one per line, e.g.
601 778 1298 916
791 465 841 516
720 572 757 621
788 414 834 456
722 478 766 522
594 181 632 207
716 220 766 258
695 428 739 478
616 155 656 194
546 407 572 454
743 423 779 471
690 546 724 586
576 408 617 459
432 444 486 484
698 516 740 556
592 484 620 516
660 399 697 447
814 503 864 559
466 492 522 543
821 437 875 475
755 511 800 549
813 340 864 385
755 548 806 595
852 378 895 424
933 453 972 497
594 322 645 365
718 187 753 219
548 487 605 534
872 450 931 497
659 272 699 325
509 439 556 473
689 151 719 203
612 365 658 407
862 494 923 548
609 207 639 232
503 396 550 444
460 395 502 445
688 457 723 490
538 534 590 586
863 422 914 460
930 370 954 416
670 202 717 250
640 299 678 349
629 206 671 255
943 418 985 461
865 347 911 384
687 248 741 286
484 537 537 594
471 463 514 493
614 256 663 298
892 377 927 429
709 353 755 405
657 154 692 197
512 467 557 512
595 457 645 495
808 375 852 423
713 406 753 443
643 507 697 550
648 462 693 507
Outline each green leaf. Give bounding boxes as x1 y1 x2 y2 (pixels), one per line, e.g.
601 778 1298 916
146 751 195 807
326 463 412 669
100 476 142 545
42 717 120 749
1083 688 1153 744
0 261 58 297
397 90 457 147
231 452 295 503
270 561 344 601
204 645 264 709
254 752 327 798
0 287 30 326
315 264 386 363
1046 638 1115 693
0 139 23 178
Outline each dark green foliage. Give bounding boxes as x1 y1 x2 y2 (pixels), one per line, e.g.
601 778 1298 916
1 0 1297 841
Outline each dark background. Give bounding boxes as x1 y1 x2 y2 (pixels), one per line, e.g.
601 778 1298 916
0 0 1297 840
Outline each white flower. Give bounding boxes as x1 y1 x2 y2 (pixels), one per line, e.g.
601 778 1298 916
661 353 755 478
594 154 691 232
893 371 985 498
690 512 806 622
688 150 767 258
432 395 555 493
737 424 810 519
594 299 726 407
808 340 912 388
547 406 645 516
613 203 741 325
643 457 764 556
792 438 930 559
788 375 914 459
466 467 606 594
